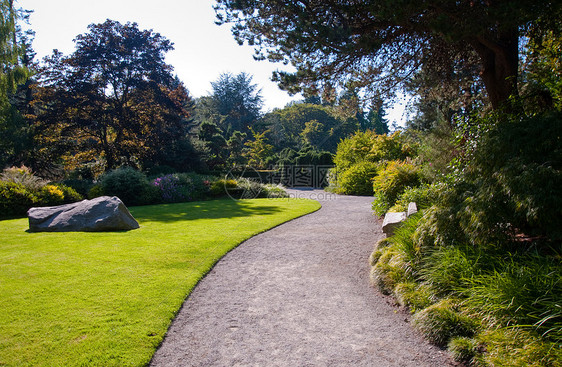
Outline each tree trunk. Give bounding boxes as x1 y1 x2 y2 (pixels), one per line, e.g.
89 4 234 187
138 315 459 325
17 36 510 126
471 28 520 110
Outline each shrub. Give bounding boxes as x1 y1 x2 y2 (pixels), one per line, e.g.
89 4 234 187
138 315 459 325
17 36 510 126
37 185 65 206
372 160 421 215
60 179 93 197
54 184 83 204
210 178 239 197
477 328 562 367
99 167 155 206
388 183 440 213
419 244 479 298
412 299 478 347
153 174 187 203
0 182 37 217
370 248 407 295
461 254 562 344
262 184 288 198
0 166 46 190
333 130 379 171
88 184 104 199
335 161 379 195
236 178 264 199
455 110 562 245
177 173 212 200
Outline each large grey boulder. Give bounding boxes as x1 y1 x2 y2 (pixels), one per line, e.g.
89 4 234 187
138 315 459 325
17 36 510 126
28 196 140 232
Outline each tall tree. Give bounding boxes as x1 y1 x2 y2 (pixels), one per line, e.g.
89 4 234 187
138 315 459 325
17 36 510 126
209 72 263 136
366 103 390 135
215 0 561 109
34 20 194 171
0 0 32 168
243 127 273 169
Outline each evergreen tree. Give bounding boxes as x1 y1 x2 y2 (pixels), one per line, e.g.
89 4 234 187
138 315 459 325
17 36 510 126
209 72 263 136
0 0 32 168
216 0 561 109
366 104 390 135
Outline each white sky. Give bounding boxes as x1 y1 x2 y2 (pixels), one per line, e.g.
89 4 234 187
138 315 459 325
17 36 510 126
18 0 407 123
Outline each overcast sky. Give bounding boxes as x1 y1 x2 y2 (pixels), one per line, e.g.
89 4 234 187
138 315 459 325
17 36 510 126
18 0 407 122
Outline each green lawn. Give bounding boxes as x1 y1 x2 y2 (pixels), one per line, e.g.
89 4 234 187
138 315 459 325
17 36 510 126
0 197 320 366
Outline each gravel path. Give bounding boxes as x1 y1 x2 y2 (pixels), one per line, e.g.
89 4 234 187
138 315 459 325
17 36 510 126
150 189 457 366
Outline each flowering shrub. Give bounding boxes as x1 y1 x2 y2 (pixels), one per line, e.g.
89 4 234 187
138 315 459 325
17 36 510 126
0 167 85 217
153 174 188 202
38 185 66 206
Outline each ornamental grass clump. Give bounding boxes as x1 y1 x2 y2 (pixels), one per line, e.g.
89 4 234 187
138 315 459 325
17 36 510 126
412 299 479 347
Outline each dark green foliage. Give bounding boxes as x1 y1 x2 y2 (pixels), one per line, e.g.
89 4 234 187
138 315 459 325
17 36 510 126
419 244 480 297
209 72 263 136
215 0 560 108
0 181 36 217
60 179 94 198
175 173 212 200
197 121 228 170
99 167 157 207
460 111 562 243
365 104 390 135
293 146 333 166
462 254 562 344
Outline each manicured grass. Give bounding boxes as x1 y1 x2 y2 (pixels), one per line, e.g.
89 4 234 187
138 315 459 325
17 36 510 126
0 198 320 366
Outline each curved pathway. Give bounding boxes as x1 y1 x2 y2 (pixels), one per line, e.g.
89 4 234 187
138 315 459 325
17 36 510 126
150 190 456 366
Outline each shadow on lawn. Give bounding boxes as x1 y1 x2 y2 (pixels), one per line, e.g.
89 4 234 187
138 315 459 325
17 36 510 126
130 198 285 223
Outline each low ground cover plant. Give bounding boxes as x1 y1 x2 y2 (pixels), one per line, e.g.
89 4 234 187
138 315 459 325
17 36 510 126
0 197 320 366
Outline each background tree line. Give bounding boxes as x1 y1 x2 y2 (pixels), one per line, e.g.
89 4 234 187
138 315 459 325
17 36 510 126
0 8 390 179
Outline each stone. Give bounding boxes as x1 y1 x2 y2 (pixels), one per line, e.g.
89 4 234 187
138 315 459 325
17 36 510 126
407 202 418 217
27 196 140 232
382 211 407 236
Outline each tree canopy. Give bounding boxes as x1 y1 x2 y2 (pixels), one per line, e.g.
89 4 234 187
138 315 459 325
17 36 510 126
0 0 33 168
207 71 263 136
34 20 194 172
215 0 561 109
